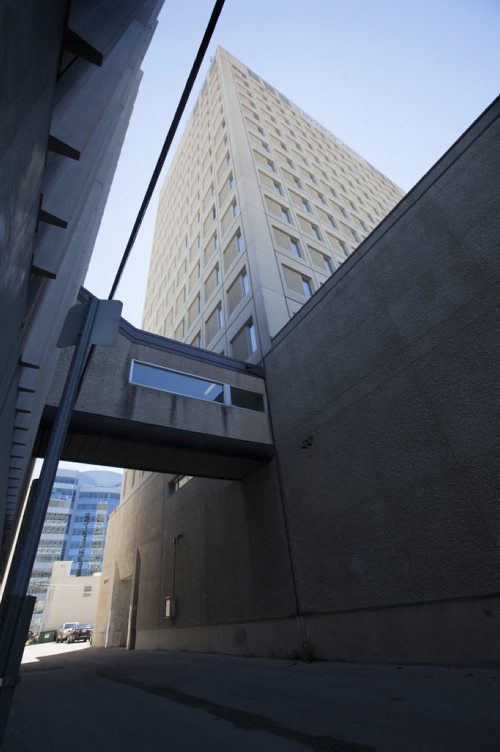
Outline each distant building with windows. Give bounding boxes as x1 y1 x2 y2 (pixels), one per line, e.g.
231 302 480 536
28 468 121 632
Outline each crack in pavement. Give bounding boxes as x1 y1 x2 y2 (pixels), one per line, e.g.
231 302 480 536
98 670 374 751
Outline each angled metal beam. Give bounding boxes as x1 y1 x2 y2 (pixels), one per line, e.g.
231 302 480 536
47 135 80 161
62 28 103 67
37 208 68 230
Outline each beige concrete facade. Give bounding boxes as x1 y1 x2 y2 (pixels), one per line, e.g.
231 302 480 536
142 47 403 359
40 561 101 632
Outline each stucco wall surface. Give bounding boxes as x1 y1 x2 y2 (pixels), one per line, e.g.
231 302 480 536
265 99 500 618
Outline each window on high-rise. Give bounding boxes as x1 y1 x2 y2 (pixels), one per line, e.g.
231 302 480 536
188 295 201 327
204 263 221 299
265 196 288 222
308 247 335 275
235 229 245 253
302 277 313 299
227 267 250 314
283 266 313 299
174 318 185 340
312 224 322 241
280 206 291 224
273 227 301 257
223 229 245 272
231 318 257 360
205 303 223 343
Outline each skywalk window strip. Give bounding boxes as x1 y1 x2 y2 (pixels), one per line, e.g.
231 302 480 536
129 360 264 412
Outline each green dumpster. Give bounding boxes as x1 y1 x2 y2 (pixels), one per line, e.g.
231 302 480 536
37 629 57 643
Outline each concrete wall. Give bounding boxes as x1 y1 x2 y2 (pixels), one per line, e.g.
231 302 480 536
0 0 66 552
96 99 500 664
95 466 298 654
263 97 500 662
40 561 101 632
0 0 162 558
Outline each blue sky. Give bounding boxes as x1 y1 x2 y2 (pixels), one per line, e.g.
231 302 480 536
54 0 498 475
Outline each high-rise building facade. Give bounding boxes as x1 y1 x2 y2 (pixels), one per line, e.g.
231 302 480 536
142 47 403 358
27 472 78 632
28 469 121 632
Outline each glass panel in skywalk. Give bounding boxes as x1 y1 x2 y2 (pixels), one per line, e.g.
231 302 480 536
130 361 224 404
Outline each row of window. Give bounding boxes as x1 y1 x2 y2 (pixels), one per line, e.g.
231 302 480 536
143 66 232 326
145 132 236 323
257 155 373 229
78 491 120 499
232 60 401 203
149 184 242 324
158 224 248 348
252 136 373 249
174 262 250 349
237 108 397 234
158 105 227 240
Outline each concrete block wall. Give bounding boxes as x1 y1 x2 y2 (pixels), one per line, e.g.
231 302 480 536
263 97 500 662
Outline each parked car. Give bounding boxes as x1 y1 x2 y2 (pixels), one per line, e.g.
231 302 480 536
67 624 92 643
56 622 79 642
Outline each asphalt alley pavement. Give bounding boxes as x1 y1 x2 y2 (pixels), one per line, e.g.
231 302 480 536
3 644 500 751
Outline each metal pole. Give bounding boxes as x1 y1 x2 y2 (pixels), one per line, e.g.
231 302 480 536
172 538 177 600
0 297 99 745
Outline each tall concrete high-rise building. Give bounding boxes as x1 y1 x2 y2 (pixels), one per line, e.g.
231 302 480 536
142 47 403 358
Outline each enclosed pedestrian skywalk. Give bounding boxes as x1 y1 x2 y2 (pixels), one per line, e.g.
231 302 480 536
33 314 273 479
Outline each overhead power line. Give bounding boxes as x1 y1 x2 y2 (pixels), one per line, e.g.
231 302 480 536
108 0 226 300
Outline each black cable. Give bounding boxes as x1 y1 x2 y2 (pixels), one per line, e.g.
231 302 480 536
108 0 226 300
